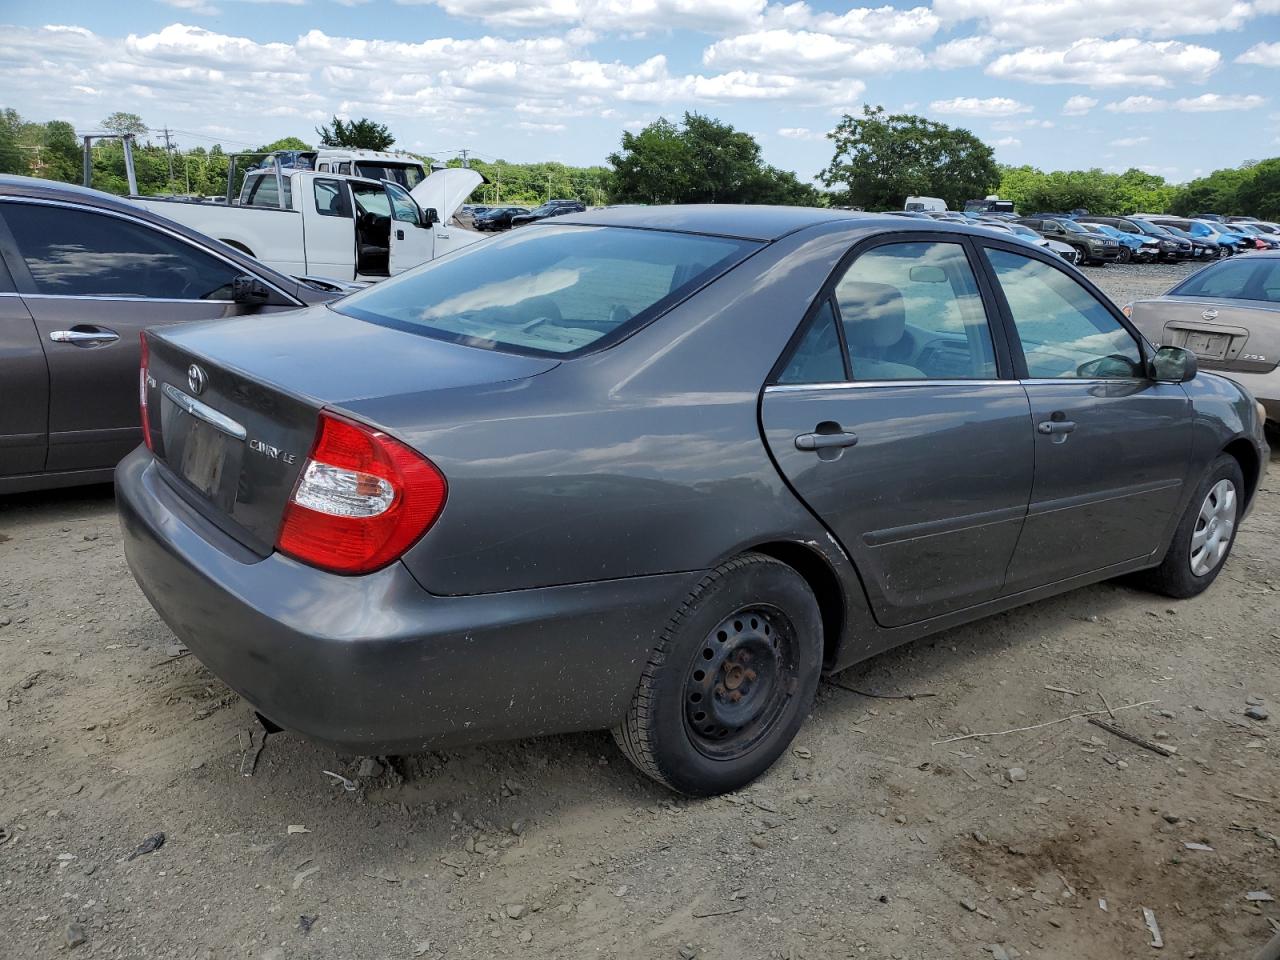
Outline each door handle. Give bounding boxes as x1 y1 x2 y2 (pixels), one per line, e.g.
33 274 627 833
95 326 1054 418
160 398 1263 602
795 431 859 451
1037 419 1076 435
49 328 119 346
395 229 405 240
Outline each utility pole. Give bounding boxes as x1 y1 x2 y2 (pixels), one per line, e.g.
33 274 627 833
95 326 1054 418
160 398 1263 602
459 149 470 169
161 126 175 186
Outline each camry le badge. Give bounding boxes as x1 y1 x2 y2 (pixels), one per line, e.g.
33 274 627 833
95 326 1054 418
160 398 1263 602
1201 309 1219 321
187 364 208 396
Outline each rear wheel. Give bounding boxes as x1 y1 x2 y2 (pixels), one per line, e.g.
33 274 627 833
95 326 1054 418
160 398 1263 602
1138 454 1243 598
613 553 823 796
1118 247 1132 264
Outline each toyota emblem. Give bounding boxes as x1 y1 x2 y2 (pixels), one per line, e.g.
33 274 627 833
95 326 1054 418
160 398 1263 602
187 364 208 396
1201 308 1219 321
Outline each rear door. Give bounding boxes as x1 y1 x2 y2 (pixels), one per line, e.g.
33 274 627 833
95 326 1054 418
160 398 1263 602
978 242 1193 590
0 236 47 478
0 198 296 472
761 235 1034 627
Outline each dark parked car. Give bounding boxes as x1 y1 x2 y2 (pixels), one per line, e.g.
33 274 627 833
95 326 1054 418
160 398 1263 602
1014 216 1122 264
510 199 587 227
0 175 340 495
1076 216 1179 261
473 206 530 231
117 206 1268 796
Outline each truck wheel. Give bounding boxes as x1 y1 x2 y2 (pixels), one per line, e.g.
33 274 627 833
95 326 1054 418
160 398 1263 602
1137 454 1243 599
613 553 823 796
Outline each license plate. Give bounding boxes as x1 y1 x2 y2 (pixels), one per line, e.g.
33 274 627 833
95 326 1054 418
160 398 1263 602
161 394 243 511
1184 331 1229 360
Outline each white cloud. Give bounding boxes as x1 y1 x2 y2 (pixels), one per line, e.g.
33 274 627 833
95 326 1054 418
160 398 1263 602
763 4 940 43
127 24 301 68
1110 135 1150 146
517 120 567 132
702 30 926 76
987 38 1221 87
992 117 1054 130
1237 42 1280 67
1105 95 1167 112
411 0 767 34
929 96 1032 117
776 126 825 140
1062 95 1098 115
933 0 1254 43
1174 93 1266 111
1105 93 1266 112
159 0 221 14
994 136 1021 147
930 36 999 68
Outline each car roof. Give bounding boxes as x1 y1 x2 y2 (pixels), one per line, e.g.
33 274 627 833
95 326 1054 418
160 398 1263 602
551 204 889 242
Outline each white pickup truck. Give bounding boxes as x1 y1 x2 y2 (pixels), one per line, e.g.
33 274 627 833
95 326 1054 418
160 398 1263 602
135 166 485 281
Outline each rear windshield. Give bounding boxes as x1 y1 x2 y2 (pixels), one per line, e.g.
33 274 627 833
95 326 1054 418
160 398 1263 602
334 224 759 356
1173 258 1280 303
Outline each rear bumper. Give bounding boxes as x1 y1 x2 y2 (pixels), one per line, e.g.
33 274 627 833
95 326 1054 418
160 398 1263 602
116 448 693 754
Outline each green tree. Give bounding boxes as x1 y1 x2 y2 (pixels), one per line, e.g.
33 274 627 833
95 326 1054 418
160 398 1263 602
42 120 82 183
0 108 29 175
100 111 148 137
258 136 312 153
1236 158 1280 221
315 117 394 151
820 105 998 210
608 112 822 206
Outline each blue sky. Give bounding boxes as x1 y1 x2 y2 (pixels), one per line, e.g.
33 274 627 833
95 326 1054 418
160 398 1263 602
3 0 1280 186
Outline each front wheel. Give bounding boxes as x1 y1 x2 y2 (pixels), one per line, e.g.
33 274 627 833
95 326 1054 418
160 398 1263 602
1118 247 1132 264
613 553 823 796
1137 454 1244 598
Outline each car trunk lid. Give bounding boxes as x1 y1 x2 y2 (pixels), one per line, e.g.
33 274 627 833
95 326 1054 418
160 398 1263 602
1131 297 1278 374
143 304 558 556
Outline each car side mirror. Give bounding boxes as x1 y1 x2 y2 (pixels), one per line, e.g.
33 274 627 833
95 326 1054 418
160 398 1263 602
421 207 439 227
1150 345 1197 383
233 275 271 304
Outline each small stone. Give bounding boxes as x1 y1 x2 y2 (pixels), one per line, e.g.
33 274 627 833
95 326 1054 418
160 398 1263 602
1162 814 1181 824
678 947 698 960
518 930 533 944
1006 767 1027 783
792 747 812 759
510 820 527 836
1245 706 1269 722
1245 891 1275 902
357 757 384 778
0 616 10 628
64 923 87 949
1116 760 1129 770
960 898 978 912
972 831 989 845
894 815 907 825
750 836 767 849
506 904 526 919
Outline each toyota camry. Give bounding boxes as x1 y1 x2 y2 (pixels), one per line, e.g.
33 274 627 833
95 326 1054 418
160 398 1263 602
118 206 1269 796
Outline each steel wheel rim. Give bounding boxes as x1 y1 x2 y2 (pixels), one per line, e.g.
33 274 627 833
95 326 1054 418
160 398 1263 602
1190 478 1237 577
683 606 797 761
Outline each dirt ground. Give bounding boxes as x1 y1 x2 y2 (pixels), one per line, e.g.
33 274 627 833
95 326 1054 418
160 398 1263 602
2 261 1278 960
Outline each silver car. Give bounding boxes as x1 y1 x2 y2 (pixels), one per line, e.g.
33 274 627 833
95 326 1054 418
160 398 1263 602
1128 251 1280 424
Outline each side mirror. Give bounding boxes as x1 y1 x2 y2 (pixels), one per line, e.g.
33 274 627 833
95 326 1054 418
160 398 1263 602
1150 345 1197 383
421 207 439 227
233 275 271 305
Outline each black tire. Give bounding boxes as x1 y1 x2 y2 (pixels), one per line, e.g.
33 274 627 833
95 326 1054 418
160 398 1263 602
1118 247 1132 264
612 553 823 796
1137 453 1244 598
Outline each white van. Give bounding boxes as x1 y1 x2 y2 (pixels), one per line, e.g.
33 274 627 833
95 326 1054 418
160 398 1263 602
904 196 948 213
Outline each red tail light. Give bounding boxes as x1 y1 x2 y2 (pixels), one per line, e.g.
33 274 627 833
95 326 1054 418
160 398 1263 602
276 411 447 575
139 333 153 451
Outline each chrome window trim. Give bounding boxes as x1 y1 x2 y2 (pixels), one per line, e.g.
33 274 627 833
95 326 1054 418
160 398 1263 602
1021 377 1147 386
161 383 248 440
765 379 1020 393
0 195 302 306
0 291 234 304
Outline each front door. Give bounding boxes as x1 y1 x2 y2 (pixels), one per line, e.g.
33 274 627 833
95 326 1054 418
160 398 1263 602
761 237 1034 628
384 181 435 275
304 177 358 280
0 199 278 472
979 244 1193 591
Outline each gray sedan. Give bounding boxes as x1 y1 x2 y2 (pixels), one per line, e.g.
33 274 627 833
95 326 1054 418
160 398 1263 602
0 175 341 495
117 206 1269 796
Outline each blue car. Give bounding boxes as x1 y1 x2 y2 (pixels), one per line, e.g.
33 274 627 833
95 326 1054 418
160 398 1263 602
1080 222 1159 262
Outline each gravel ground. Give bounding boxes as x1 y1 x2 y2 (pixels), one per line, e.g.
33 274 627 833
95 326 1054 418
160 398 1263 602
2 261 1278 960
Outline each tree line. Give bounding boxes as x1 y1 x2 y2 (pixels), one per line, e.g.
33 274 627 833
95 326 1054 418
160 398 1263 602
1 104 1277 219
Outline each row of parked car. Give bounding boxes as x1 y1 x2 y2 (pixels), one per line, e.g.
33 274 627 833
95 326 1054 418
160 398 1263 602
464 198 587 231
897 209 1280 266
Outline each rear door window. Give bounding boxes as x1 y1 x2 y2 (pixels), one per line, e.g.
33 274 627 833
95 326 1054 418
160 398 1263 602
2 202 242 300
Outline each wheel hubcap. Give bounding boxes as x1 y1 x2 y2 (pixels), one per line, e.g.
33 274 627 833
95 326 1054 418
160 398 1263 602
1190 478 1237 577
684 607 796 761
